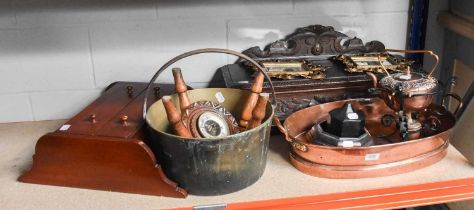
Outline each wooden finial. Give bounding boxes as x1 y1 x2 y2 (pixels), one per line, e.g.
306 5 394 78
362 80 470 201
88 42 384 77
162 96 192 138
247 93 269 129
239 72 265 129
172 68 191 113
250 71 265 93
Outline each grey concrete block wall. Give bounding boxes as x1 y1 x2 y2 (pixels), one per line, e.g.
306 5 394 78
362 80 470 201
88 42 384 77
0 0 410 123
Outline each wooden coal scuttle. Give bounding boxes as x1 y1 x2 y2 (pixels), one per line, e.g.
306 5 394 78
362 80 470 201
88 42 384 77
19 82 189 197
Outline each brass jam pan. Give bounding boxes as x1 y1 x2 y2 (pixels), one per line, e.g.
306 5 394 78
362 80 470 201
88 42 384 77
144 48 277 195
274 97 460 178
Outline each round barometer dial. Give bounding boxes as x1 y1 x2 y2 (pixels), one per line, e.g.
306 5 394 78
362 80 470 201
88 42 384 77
197 112 230 138
181 100 239 138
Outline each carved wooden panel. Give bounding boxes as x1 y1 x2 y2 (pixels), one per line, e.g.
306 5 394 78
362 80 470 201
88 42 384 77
220 24 388 120
242 24 385 60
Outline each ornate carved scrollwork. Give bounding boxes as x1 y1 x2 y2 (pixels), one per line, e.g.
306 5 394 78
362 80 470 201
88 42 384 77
276 98 319 117
275 92 370 118
242 25 385 59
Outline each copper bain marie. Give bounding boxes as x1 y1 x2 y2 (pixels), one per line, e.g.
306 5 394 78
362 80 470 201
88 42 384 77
274 97 461 178
273 49 463 178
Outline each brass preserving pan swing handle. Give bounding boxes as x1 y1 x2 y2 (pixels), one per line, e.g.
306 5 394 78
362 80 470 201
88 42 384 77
142 48 277 119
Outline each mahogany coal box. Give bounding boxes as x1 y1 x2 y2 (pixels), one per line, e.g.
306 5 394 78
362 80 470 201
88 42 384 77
19 81 188 198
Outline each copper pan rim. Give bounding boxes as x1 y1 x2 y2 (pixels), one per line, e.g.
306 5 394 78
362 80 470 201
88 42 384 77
292 129 449 150
289 148 448 178
290 139 448 171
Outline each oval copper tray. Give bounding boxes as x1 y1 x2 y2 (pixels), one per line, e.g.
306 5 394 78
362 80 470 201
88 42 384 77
276 98 456 178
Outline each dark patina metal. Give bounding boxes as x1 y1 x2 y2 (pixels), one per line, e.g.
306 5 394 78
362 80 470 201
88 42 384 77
144 49 276 195
147 90 272 195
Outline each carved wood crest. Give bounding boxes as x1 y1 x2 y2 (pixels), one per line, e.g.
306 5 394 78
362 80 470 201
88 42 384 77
242 25 385 59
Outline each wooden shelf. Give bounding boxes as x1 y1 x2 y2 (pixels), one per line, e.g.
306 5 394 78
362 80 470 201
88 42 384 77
438 11 474 40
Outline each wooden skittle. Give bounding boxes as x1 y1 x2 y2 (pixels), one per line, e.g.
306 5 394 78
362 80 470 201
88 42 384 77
172 68 191 113
239 72 265 130
247 93 269 129
162 96 193 138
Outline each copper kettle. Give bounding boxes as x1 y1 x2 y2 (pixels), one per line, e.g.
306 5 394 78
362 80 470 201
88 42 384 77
367 49 440 113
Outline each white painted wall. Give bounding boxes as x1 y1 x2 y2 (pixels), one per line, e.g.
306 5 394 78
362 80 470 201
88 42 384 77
0 0 410 123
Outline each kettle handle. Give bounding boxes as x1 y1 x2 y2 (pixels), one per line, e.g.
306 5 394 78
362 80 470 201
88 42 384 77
383 49 440 77
142 48 277 119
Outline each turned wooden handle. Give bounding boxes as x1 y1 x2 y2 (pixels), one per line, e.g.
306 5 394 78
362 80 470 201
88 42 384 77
250 71 264 93
162 96 192 138
239 72 265 129
172 68 191 113
143 48 277 120
248 93 269 129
